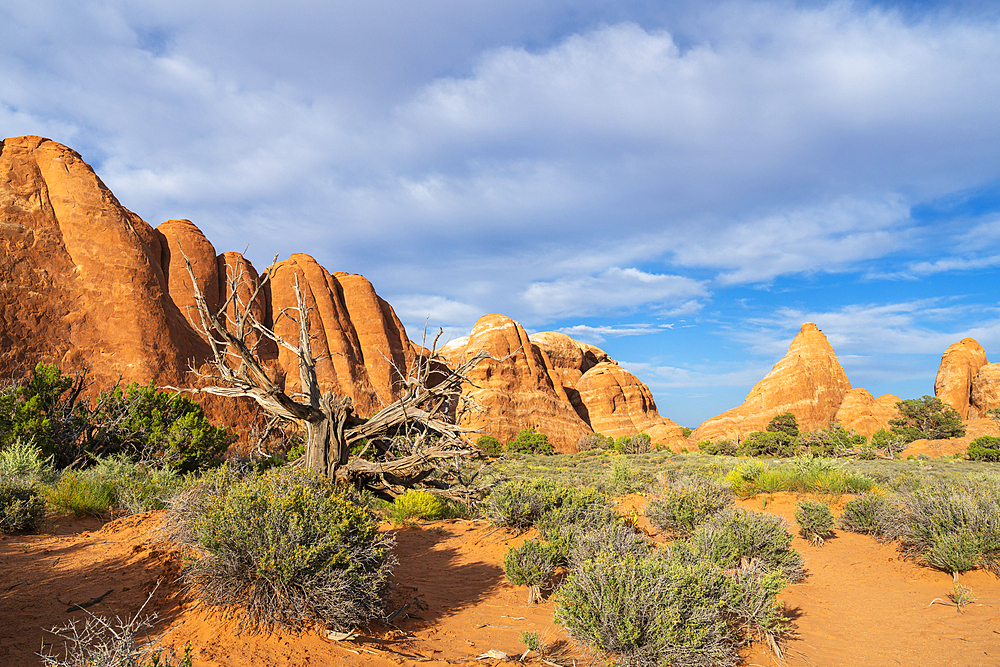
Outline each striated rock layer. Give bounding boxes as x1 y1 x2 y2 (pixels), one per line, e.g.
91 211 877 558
692 323 852 443
970 363 1000 419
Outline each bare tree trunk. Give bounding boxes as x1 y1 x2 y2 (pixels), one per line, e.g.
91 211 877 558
168 245 490 494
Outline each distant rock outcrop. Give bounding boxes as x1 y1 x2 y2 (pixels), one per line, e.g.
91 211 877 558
439 315 592 452
575 362 688 449
692 323 852 443
834 388 901 437
934 339 988 420
440 318 687 452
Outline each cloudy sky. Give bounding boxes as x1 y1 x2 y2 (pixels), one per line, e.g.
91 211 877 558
3 0 999 427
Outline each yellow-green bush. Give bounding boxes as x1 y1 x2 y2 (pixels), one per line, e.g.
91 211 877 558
389 489 444 522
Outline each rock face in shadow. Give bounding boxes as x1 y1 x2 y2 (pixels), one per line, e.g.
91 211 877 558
934 339 988 420
441 318 687 452
692 323 852 443
834 388 901 437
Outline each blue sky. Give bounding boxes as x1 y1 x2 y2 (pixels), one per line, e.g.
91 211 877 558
2 0 999 428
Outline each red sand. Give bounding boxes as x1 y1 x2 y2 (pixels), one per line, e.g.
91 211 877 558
2 494 999 667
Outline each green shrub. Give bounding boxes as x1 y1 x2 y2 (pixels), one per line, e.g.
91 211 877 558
506 428 555 455
895 484 1000 577
646 475 734 537
692 508 805 582
388 489 444 522
43 471 116 516
890 396 966 443
700 439 737 456
870 428 907 457
767 412 800 438
968 436 1000 462
794 500 835 546
484 478 608 531
613 433 652 455
504 538 558 603
90 456 188 515
681 427 693 438
174 466 395 633
555 545 788 667
737 431 798 457
798 422 867 457
476 435 504 457
609 456 642 495
0 436 54 481
567 522 652 568
0 479 45 532
839 491 900 537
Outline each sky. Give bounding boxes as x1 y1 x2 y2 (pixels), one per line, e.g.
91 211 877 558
2 0 999 428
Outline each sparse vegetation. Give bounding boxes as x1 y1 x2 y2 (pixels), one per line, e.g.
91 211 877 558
794 499 834 546
839 491 900 537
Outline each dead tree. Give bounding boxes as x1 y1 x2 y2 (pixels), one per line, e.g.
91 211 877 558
167 250 489 496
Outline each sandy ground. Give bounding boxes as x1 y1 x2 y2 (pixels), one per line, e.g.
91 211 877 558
2 493 999 667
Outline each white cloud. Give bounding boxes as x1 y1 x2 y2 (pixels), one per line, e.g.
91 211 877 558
555 323 672 344
522 268 709 320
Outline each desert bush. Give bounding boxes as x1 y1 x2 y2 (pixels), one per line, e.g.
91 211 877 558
88 455 188 514
0 478 45 532
726 458 874 497
736 431 797 458
555 543 789 667
692 508 805 582
646 475 734 537
723 460 769 496
609 456 643 495
567 521 653 568
894 484 1000 577
476 435 504 457
484 478 609 532
870 428 908 457
173 466 395 633
839 491 901 537
700 439 737 456
387 489 444 522
39 589 192 667
967 436 1000 462
0 436 55 480
613 433 653 455
504 538 558 603
577 433 614 451
890 396 966 443
794 500 834 546
43 471 116 516
681 427 693 438
798 422 867 457
506 428 555 455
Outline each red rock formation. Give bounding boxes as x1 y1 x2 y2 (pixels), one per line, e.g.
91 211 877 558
575 362 688 450
934 339 988 420
834 388 901 437
156 218 222 331
970 363 1000 419
0 136 207 387
443 315 591 452
692 323 852 443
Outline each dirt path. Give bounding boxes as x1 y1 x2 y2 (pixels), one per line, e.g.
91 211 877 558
3 496 999 667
